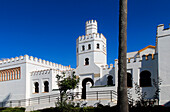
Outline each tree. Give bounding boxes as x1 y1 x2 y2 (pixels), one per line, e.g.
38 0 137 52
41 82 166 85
56 71 79 105
153 78 162 105
117 0 129 112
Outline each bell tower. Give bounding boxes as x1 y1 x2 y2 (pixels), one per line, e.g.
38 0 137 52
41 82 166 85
76 20 107 74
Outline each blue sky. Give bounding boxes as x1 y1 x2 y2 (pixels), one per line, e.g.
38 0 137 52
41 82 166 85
0 0 170 68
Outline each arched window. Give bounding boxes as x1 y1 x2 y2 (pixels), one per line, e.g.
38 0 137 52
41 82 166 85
44 81 49 92
82 45 85 51
140 71 151 87
34 82 39 93
97 43 100 49
88 44 91 50
4 72 6 81
107 75 113 86
85 58 89 65
0 72 2 81
127 73 132 87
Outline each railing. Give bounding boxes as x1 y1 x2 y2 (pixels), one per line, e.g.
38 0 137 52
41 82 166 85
0 90 117 108
0 93 60 108
84 90 117 101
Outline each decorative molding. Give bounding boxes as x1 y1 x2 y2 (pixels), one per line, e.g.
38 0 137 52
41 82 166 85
0 67 21 82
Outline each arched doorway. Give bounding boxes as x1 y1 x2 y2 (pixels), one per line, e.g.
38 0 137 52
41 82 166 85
82 78 94 99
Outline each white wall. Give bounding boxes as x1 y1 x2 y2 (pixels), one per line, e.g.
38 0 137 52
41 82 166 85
0 56 27 103
114 48 158 102
157 24 170 105
0 55 72 105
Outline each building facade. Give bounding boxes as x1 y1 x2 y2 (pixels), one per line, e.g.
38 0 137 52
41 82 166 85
0 55 72 104
0 20 170 109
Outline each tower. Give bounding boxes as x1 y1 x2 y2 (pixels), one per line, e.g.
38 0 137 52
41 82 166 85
86 20 97 34
76 20 107 74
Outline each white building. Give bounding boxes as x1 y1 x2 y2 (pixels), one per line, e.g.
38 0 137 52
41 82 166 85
0 20 170 110
0 55 73 109
75 20 115 100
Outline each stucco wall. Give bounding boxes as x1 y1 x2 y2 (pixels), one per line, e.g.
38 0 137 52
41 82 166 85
157 24 170 105
0 57 27 103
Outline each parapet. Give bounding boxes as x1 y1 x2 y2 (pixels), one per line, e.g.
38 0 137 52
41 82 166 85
0 55 72 71
114 54 157 65
127 53 157 64
142 53 157 61
157 24 170 38
77 33 106 43
0 55 25 65
86 20 97 26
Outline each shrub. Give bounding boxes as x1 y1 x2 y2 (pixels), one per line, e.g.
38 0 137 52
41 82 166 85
1 107 25 112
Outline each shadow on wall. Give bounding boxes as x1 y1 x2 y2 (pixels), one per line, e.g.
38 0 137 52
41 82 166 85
0 94 11 107
95 68 115 86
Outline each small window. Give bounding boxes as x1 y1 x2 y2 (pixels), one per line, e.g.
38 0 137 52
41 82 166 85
82 45 85 51
44 81 49 92
85 58 89 65
34 82 39 93
88 44 91 50
97 43 100 49
107 75 113 86
77 48 78 53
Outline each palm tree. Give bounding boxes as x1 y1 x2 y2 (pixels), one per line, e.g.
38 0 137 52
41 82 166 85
117 0 129 112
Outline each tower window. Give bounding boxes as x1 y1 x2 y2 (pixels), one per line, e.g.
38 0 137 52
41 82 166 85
88 44 91 50
97 43 100 49
85 58 89 65
44 81 49 92
77 48 78 53
82 45 85 51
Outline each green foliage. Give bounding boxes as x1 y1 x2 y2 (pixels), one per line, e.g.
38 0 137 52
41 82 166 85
59 75 79 93
0 107 25 112
55 101 76 112
56 71 79 104
56 71 79 93
37 106 170 112
0 107 6 111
